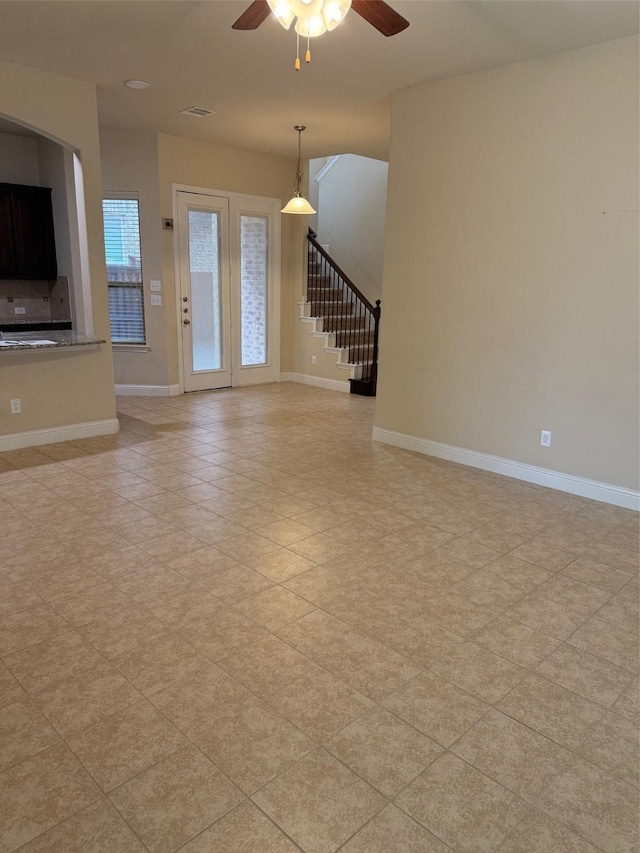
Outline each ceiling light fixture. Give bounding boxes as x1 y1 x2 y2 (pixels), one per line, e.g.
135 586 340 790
267 0 351 68
282 126 316 215
124 79 151 90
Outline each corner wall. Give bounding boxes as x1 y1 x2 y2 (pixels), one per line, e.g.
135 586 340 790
0 60 116 441
375 36 639 496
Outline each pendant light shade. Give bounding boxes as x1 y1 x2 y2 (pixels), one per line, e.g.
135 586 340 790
282 125 316 215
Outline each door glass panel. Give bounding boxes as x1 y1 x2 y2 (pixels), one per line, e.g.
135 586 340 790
188 209 221 371
240 215 268 366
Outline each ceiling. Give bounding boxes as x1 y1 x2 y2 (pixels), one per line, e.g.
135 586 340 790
0 1 636 160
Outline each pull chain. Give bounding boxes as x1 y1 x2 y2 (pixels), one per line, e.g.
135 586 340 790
306 34 311 64
295 31 301 70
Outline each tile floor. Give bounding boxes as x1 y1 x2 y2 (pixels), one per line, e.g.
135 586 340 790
0 382 638 853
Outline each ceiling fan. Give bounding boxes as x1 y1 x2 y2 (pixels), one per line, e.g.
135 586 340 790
233 1 410 43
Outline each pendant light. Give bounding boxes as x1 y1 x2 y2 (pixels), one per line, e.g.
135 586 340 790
282 125 316 215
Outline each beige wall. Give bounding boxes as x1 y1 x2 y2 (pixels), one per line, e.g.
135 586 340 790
100 130 167 387
0 60 116 437
376 36 639 491
316 154 388 304
0 131 39 184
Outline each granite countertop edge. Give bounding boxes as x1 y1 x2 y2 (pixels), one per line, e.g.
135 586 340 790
0 335 106 352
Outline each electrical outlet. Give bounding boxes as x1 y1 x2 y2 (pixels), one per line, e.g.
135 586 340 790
14 306 26 315
10 399 21 414
311 355 317 365
149 280 162 292
540 430 552 447
150 294 162 306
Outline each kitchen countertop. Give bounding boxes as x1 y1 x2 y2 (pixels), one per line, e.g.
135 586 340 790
0 330 106 351
0 317 72 326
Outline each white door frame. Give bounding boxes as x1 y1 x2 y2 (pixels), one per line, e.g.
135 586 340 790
172 183 281 394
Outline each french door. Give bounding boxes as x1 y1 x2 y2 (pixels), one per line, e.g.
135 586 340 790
176 189 280 392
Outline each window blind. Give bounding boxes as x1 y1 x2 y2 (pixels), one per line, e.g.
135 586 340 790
103 197 145 344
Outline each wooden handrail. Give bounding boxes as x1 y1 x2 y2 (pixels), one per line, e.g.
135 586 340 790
307 230 377 315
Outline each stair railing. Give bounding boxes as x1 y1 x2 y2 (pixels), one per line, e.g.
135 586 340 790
306 228 381 395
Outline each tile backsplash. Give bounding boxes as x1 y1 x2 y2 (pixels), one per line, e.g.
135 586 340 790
0 276 71 322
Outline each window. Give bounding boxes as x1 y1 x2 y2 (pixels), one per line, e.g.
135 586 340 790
102 196 145 344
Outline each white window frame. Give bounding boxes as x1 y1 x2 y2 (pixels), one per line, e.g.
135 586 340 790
103 191 146 345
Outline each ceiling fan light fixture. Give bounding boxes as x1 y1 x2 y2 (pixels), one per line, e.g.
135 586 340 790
290 0 323 19
294 14 327 37
282 125 316 215
266 0 295 29
322 0 351 30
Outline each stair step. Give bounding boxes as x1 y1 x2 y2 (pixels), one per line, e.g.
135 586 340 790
310 303 354 316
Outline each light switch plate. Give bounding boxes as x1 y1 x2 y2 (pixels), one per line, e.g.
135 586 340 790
150 294 162 306
150 280 161 292
14 306 26 315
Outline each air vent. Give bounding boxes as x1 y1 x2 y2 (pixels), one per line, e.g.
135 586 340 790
179 107 215 118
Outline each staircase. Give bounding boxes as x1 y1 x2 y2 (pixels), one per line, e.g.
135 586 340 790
299 229 380 396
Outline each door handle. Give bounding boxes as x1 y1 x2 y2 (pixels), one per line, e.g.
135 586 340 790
183 319 191 325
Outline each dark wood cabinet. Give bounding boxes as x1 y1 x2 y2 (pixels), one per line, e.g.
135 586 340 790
0 183 58 280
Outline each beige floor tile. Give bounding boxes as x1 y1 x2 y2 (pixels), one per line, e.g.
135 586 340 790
509 540 577 571
269 668 373 740
429 642 527 704
451 708 575 798
1 386 636 853
612 676 639 726
190 694 313 793
288 532 356 563
534 757 639 853
505 593 587 640
595 591 639 635
341 803 450 852
254 518 317 546
252 748 386 853
110 632 204 700
167 546 241 581
196 563 275 602
109 745 243 853
0 662 27 709
32 664 142 738
217 634 317 697
215 532 283 562
497 673 605 750
177 800 299 852
282 565 353 606
185 517 248 545
0 700 60 772
499 810 600 853
243 547 317 581
137 530 205 561
15 798 147 852
0 603 69 656
0 744 100 852
537 576 611 616
326 707 442 797
473 617 561 668
578 711 639 787
537 644 633 707
560 556 634 594
0 583 43 618
566 617 638 673
66 700 187 791
3 632 105 695
396 752 528 853
233 585 316 631
381 673 489 747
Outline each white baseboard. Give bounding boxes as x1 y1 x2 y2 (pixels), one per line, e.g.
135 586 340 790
0 418 120 451
372 426 640 511
115 384 181 397
280 372 350 393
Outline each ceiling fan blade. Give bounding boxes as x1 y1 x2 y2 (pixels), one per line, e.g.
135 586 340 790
351 0 409 36
232 0 272 30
